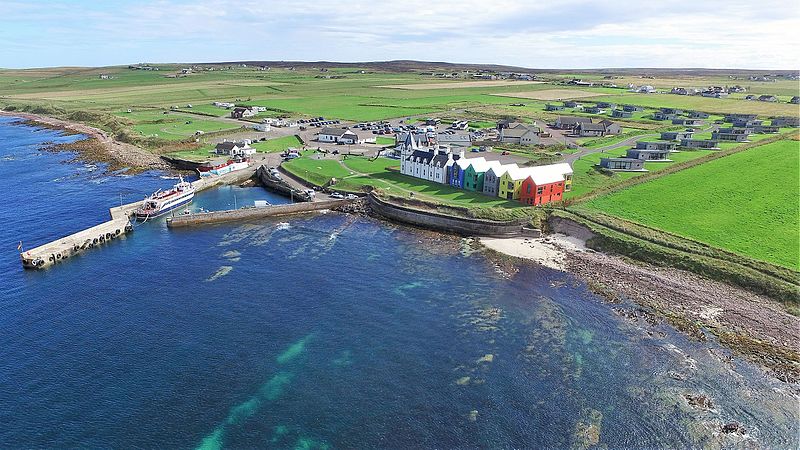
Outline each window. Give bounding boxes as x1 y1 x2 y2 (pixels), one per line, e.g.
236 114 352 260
537 187 543 195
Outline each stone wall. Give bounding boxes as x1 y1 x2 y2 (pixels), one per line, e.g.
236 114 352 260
368 193 528 237
166 199 346 228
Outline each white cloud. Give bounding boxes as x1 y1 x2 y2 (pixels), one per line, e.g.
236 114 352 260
0 0 797 68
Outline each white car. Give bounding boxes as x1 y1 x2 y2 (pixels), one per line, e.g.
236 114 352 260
329 192 345 199
345 194 358 200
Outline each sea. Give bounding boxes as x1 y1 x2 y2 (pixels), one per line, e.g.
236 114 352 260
0 116 797 449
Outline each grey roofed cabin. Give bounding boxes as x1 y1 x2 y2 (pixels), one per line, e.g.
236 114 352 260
661 131 694 141
596 102 616 108
612 109 633 118
672 118 704 126
576 122 606 137
635 141 677 151
770 117 800 127
626 148 671 161
545 103 565 111
653 111 677 121
688 111 710 119
599 157 646 171
680 138 720 149
622 105 644 112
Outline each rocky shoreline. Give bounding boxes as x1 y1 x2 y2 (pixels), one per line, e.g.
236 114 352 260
1 111 173 173
479 233 799 384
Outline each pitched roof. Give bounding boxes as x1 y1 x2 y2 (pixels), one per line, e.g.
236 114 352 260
578 123 606 131
557 116 592 125
319 127 348 136
406 149 435 162
215 142 238 151
503 123 538 138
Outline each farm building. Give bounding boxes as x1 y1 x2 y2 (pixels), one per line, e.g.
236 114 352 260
318 127 359 144
499 123 540 145
687 111 710 119
545 103 565 111
599 158 646 171
230 106 257 118
680 139 719 149
672 118 704 126
554 116 591 130
661 131 694 141
612 109 633 118
635 141 677 151
626 148 671 161
771 117 799 127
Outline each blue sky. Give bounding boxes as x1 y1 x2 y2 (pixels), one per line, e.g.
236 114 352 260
1 0 798 69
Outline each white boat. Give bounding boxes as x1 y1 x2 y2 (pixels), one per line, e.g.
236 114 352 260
135 176 195 220
197 156 251 178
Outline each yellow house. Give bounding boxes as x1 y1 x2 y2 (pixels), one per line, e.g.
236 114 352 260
498 167 531 200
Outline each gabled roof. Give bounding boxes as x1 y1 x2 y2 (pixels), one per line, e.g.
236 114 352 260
406 149 435 163
319 127 348 136
557 116 592 125
215 142 239 151
454 156 486 170
578 123 606 131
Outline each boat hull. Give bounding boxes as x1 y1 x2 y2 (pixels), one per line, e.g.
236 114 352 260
135 194 194 220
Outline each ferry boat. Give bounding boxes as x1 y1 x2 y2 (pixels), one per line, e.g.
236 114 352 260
197 156 251 178
134 177 195 220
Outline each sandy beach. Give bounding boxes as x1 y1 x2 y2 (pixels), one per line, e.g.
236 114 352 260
480 234 588 271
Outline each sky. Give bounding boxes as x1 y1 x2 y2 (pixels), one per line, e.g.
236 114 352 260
1 0 799 69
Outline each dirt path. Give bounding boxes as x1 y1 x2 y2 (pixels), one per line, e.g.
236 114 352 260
0 111 172 171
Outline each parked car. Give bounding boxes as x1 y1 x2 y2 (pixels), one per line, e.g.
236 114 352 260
345 194 358 200
330 192 345 199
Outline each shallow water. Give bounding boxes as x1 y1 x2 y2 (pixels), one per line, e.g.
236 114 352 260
0 117 797 448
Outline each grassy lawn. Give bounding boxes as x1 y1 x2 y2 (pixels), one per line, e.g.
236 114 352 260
567 148 716 199
251 135 303 153
575 127 657 148
375 136 395 146
583 139 800 269
286 155 523 208
589 93 799 117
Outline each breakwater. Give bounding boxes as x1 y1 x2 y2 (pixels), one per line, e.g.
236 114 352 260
166 199 348 227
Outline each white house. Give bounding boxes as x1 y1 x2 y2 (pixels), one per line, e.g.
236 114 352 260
318 127 359 144
214 141 256 157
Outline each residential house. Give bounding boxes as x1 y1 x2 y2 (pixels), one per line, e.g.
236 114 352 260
712 128 750 142
680 139 720 149
732 119 762 128
635 141 677 151
770 117 800 127
318 127 359 144
758 95 778 102
498 163 573 200
598 120 621 135
753 125 780 133
499 123 540 145
583 106 602 114
482 164 516 197
576 122 607 137
448 156 484 188
545 104 565 111
498 166 530 200
214 141 256 157
622 105 644 112
554 116 591 130
563 101 580 108
661 131 694 141
612 109 633 118
463 160 503 192
687 111 710 119
626 148 671 161
519 169 565 206
599 158 646 171
231 106 257 118
672 118 705 126
652 111 677 121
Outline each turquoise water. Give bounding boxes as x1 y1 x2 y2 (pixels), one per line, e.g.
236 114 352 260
0 117 797 448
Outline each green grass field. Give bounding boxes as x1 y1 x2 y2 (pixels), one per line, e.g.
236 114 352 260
584 139 800 269
251 135 303 153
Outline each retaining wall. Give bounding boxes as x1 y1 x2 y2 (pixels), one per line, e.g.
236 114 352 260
167 199 346 227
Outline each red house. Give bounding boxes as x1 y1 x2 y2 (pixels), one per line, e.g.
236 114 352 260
519 169 566 206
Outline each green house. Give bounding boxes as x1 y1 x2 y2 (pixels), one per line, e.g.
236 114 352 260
463 159 501 192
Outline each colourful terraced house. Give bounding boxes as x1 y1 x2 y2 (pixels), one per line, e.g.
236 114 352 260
462 160 502 192
498 166 530 200
448 156 484 189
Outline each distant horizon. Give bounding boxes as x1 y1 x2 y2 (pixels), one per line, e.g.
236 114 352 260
2 60 799 73
2 0 799 70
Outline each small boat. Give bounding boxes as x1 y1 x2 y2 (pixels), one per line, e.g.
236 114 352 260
135 176 195 220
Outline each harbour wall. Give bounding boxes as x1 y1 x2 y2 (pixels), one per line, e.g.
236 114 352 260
367 193 537 237
166 199 348 228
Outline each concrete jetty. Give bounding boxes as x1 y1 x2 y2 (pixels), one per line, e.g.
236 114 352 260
20 165 259 269
166 199 348 228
